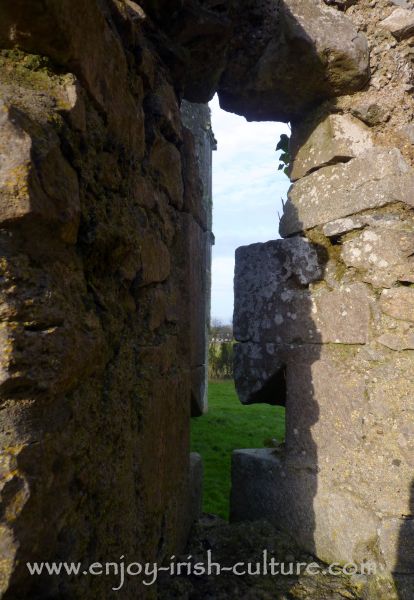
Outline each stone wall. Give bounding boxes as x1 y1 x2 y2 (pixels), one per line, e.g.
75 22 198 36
232 1 414 597
0 3 215 597
0 0 412 598
180 100 215 416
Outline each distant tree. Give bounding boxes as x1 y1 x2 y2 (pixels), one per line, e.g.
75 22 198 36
210 319 233 342
208 342 219 379
219 342 234 378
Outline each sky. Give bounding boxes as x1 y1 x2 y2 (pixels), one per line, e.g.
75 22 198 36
209 95 290 324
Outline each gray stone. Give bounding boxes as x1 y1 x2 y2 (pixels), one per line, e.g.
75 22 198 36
395 575 414 600
233 342 285 405
230 448 380 566
234 235 372 345
351 102 390 127
380 288 414 323
279 148 414 237
219 0 369 121
322 213 403 237
230 448 318 554
379 517 414 573
323 216 366 237
390 0 412 8
0 103 80 240
233 238 322 343
235 336 414 519
290 345 414 517
180 102 215 417
179 213 211 416
379 8 414 41
341 227 414 288
290 113 373 181
377 332 414 351
312 283 372 344
189 453 203 524
398 123 414 144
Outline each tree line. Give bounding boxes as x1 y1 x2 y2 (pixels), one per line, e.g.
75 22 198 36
208 320 234 380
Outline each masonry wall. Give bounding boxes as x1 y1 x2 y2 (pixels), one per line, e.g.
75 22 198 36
232 2 414 597
0 3 216 597
0 0 412 598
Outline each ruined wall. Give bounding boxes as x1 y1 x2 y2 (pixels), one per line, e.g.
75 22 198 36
0 0 413 598
233 1 414 597
180 100 215 416
0 2 216 597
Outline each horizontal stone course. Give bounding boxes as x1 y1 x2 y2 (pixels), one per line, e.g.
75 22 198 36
279 148 414 237
290 113 373 181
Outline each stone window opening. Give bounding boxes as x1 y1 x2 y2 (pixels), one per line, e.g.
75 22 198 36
190 96 291 523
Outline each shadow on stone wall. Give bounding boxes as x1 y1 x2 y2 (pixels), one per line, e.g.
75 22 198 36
231 196 330 585
395 479 414 599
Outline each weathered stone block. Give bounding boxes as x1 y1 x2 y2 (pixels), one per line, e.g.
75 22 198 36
234 236 371 345
312 283 372 344
322 212 403 237
219 0 369 121
178 213 210 416
341 227 414 288
290 113 373 181
280 148 414 236
138 233 171 286
380 288 414 323
0 103 80 241
233 342 285 405
283 344 365 462
377 332 414 351
230 449 286 524
189 452 203 523
230 448 380 566
233 238 322 343
379 517 414 573
181 101 215 231
380 8 414 41
351 102 390 127
395 575 414 600
149 136 184 209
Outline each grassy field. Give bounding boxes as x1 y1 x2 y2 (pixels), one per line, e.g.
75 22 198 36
191 380 285 520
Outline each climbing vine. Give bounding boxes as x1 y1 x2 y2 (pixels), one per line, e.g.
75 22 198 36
276 133 290 177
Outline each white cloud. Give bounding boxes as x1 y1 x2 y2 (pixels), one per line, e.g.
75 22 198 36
209 95 290 322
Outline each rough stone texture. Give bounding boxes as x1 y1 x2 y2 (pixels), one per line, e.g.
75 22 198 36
341 225 414 288
188 452 203 524
379 8 414 41
181 101 215 415
0 4 215 596
0 0 413 598
324 0 357 8
218 0 369 121
143 0 232 102
234 240 372 348
379 517 414 573
380 288 414 322
289 112 373 181
233 238 322 344
233 2 414 592
280 148 414 236
233 342 285 405
231 449 380 566
159 515 398 600
351 101 390 127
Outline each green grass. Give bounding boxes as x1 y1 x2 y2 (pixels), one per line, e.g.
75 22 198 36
191 380 285 520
